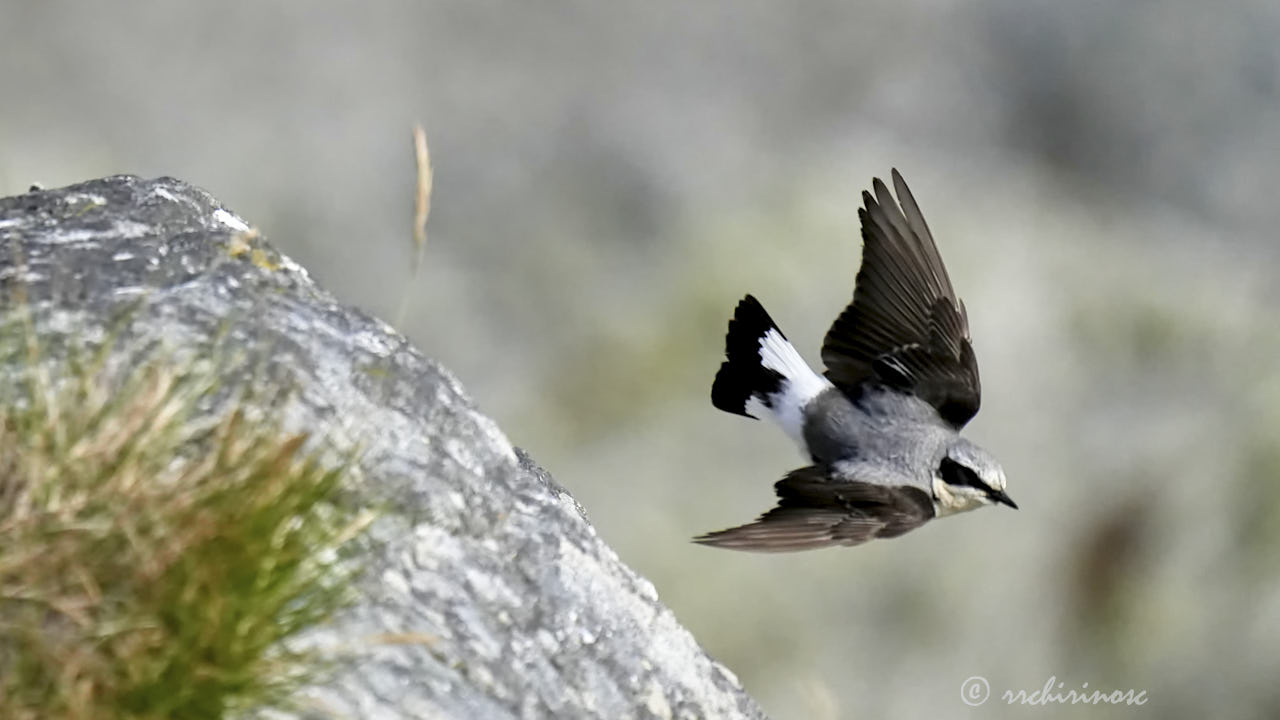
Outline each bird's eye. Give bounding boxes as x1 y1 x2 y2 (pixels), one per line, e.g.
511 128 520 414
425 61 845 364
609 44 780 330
939 457 988 491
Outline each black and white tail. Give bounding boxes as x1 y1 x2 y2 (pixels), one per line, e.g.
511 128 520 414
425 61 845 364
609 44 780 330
711 295 833 446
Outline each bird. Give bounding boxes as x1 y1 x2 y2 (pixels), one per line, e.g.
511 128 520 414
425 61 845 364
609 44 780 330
695 169 1015 552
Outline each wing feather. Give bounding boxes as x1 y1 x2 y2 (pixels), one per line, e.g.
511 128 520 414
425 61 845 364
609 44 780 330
821 170 982 428
693 466 935 553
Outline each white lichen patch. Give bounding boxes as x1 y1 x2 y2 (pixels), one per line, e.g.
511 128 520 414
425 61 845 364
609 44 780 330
443 437 485 475
65 192 107 207
113 221 151 239
46 229 102 243
46 220 150 243
556 491 591 526
411 528 453 571
350 328 395 358
714 662 741 688
150 187 179 203
380 567 413 602
643 680 674 719
463 567 503 604
213 208 250 232
536 628 559 654
272 252 310 277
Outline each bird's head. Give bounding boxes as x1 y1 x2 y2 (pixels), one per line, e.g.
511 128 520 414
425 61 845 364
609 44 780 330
931 438 1016 516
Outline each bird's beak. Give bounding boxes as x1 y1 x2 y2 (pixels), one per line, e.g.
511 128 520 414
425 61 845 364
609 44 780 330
989 489 1018 510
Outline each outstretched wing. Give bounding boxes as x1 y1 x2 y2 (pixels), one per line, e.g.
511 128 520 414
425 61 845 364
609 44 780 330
821 169 981 429
693 466 935 552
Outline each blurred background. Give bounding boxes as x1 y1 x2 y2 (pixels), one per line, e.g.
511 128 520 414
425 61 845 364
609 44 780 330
4 2 1279 717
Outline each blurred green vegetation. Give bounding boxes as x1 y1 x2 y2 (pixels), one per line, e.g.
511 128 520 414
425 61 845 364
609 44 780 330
0 328 367 719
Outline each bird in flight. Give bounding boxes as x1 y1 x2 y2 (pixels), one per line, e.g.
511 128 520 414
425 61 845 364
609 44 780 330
696 169 1015 552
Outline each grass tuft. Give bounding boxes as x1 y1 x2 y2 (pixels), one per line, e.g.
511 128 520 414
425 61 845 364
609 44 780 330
0 328 368 719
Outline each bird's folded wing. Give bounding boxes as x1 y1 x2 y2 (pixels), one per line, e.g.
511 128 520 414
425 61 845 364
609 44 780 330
820 169 982 429
693 465 935 552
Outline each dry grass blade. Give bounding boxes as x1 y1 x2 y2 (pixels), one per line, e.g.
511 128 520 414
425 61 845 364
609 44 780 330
395 123 434 328
412 123 433 273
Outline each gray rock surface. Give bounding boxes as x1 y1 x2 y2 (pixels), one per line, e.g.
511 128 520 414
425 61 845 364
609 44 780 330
0 176 766 720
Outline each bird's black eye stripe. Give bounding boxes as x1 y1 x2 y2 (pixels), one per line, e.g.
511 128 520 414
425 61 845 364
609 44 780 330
939 457 990 492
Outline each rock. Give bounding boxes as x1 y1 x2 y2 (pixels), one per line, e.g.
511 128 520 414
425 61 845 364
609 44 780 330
0 177 766 720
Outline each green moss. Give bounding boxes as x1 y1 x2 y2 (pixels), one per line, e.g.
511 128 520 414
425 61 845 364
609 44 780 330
0 323 369 720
